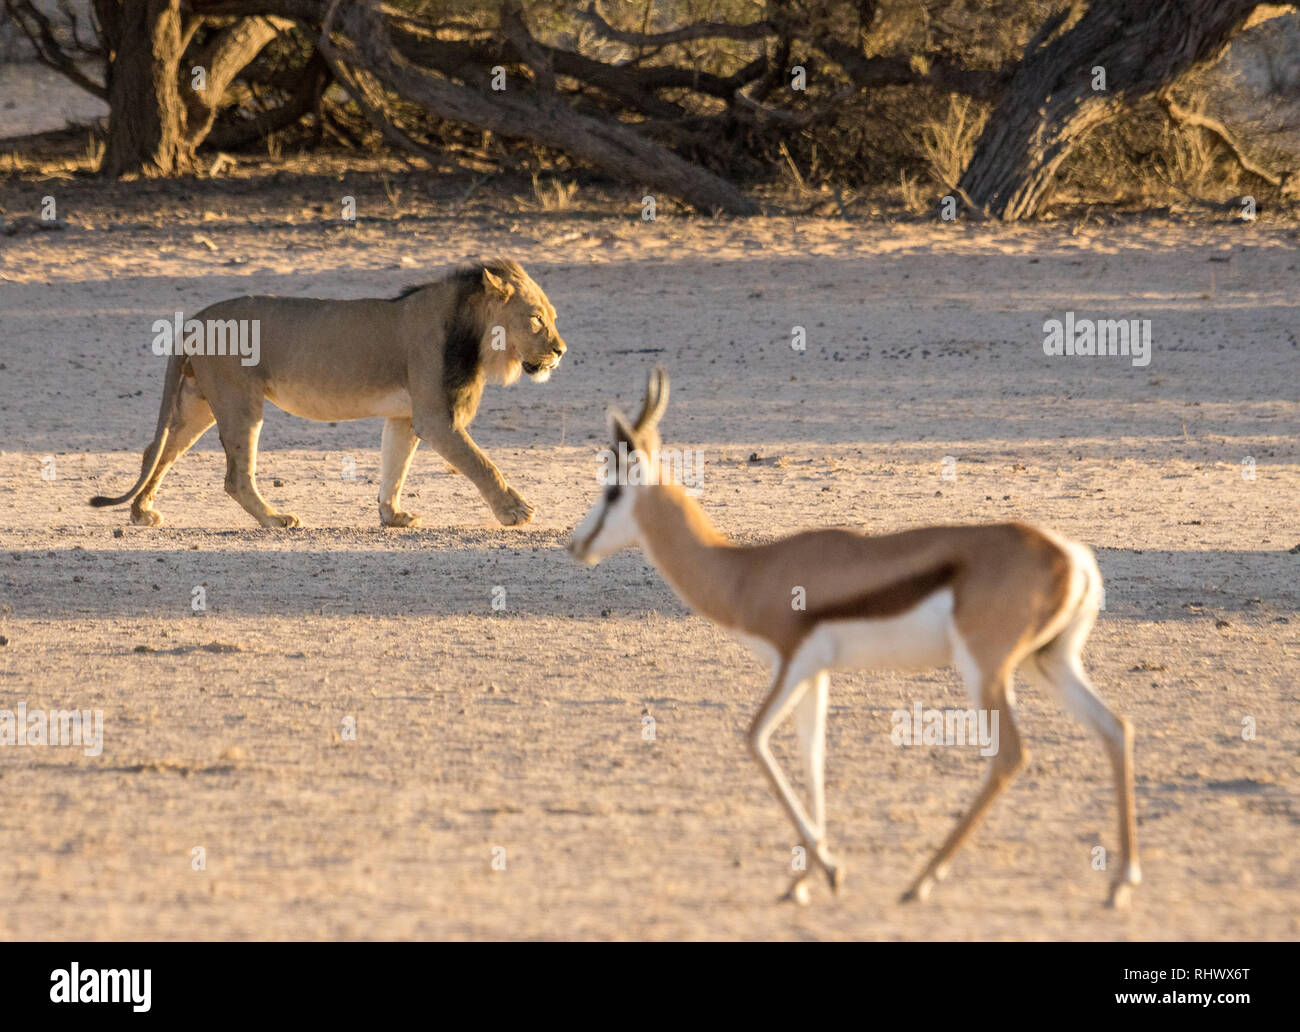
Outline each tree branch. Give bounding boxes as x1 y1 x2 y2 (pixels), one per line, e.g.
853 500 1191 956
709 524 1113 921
814 38 1011 100
499 0 555 97
183 15 293 144
318 0 758 214
205 49 331 149
1157 91 1293 193
575 2 773 46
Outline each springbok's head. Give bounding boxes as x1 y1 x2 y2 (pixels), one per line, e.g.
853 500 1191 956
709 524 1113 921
567 366 669 565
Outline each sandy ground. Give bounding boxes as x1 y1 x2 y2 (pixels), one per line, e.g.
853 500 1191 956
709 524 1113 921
0 178 1297 940
0 62 108 140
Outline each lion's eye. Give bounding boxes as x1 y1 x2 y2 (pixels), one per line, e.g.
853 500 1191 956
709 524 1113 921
529 315 543 332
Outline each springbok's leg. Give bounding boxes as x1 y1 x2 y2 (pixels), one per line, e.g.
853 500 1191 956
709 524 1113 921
749 661 840 902
794 670 830 834
1030 649 1140 907
780 670 832 904
902 663 1025 903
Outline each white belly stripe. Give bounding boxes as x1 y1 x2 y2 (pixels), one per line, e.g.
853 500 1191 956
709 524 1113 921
809 587 956 673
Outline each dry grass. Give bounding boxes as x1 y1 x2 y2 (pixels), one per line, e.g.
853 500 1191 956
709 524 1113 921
911 95 989 193
530 173 580 211
897 170 929 214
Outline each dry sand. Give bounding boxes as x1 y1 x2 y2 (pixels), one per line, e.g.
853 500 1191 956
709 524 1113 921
0 178 1297 939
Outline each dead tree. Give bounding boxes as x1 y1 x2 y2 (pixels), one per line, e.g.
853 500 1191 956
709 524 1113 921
957 0 1286 220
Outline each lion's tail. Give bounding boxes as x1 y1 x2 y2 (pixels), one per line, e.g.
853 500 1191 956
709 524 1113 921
89 353 187 508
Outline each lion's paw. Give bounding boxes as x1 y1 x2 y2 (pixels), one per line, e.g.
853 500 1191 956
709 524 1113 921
264 512 301 529
380 509 422 529
493 489 535 526
130 509 163 527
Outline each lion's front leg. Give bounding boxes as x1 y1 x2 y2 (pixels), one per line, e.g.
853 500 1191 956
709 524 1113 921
418 423 534 526
378 417 422 528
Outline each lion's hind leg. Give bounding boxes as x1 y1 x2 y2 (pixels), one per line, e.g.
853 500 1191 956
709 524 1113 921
210 394 300 530
131 377 216 527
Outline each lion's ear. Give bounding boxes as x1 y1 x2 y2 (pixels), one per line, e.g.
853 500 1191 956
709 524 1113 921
482 268 513 301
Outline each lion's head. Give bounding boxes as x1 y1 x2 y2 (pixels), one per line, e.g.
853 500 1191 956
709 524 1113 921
472 260 567 384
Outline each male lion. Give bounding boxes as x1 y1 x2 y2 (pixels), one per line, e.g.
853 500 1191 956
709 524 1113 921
90 260 566 529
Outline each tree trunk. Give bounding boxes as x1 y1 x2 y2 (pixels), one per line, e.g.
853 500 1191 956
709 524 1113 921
958 0 1270 220
96 0 194 176
95 0 286 176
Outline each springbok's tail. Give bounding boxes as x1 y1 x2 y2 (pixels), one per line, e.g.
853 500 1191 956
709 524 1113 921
89 354 186 508
1031 539 1103 662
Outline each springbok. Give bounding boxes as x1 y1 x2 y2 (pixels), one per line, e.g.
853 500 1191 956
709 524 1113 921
567 368 1140 907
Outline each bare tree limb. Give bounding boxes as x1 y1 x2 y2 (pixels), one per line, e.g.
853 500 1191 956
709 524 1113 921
813 40 1011 100
575 2 773 46
184 16 293 143
499 0 555 97
1157 91 1293 193
205 50 331 149
318 36 444 167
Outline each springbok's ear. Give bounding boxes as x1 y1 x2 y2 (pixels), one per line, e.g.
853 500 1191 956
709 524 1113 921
607 406 638 449
633 364 671 432
482 268 513 301
649 365 669 428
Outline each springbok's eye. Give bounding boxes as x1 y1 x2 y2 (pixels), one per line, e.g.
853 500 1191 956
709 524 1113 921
529 315 543 332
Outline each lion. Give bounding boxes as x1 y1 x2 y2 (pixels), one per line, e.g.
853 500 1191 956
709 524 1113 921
89 259 566 529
